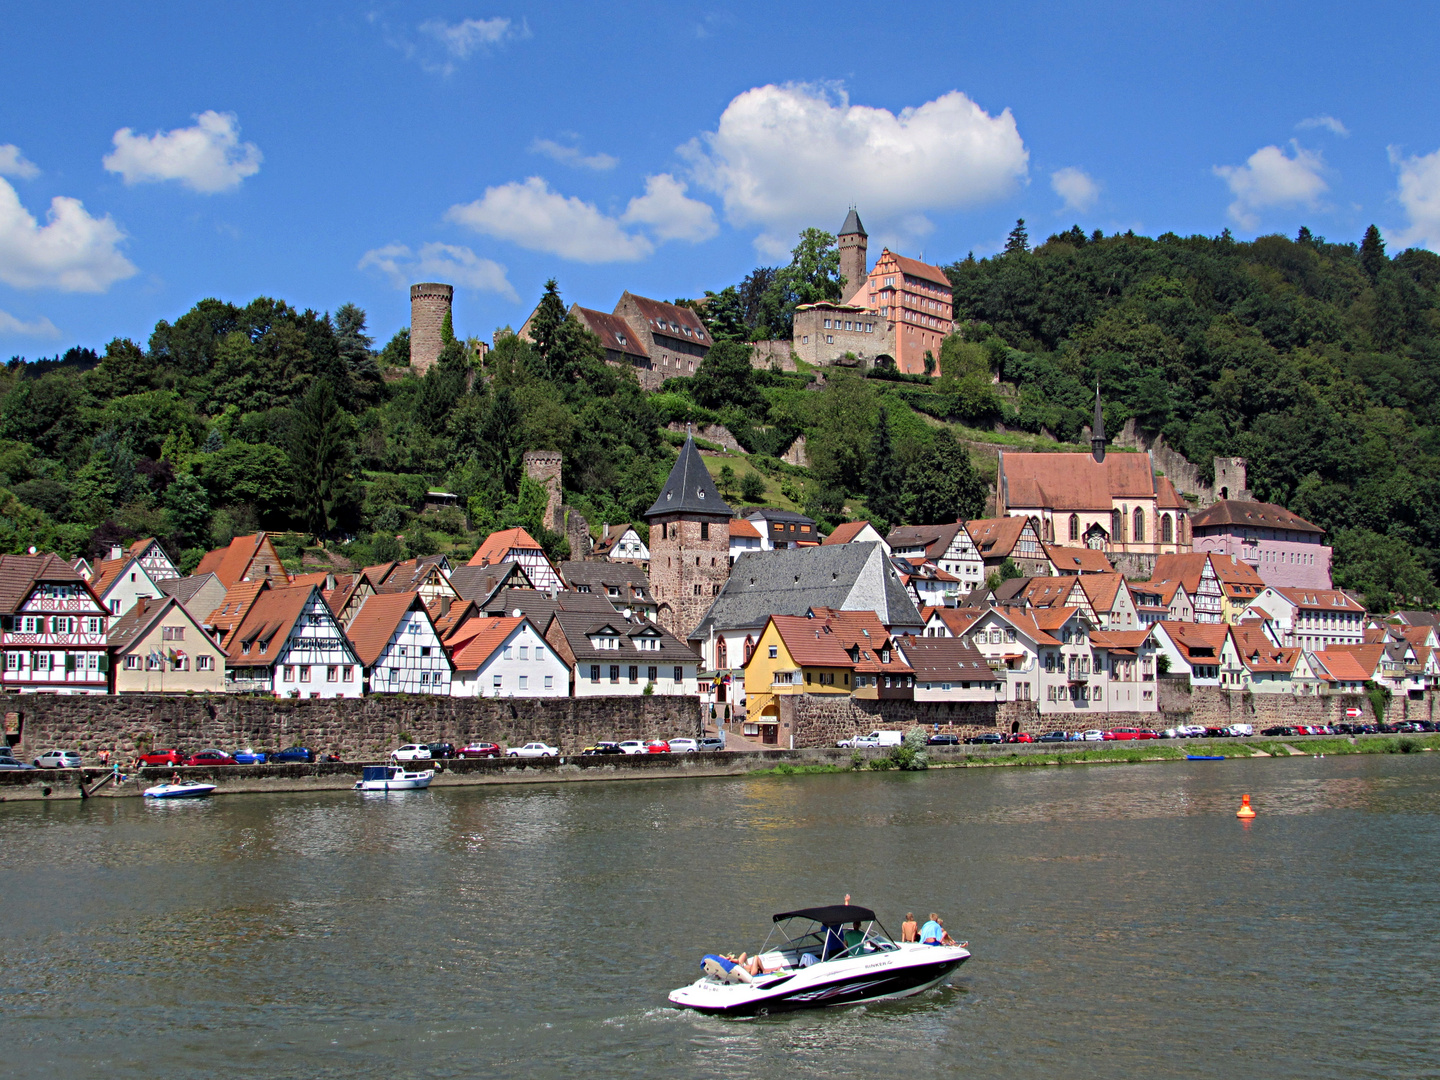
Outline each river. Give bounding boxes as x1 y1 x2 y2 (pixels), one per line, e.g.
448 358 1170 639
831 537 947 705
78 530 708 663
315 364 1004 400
3 754 1438 1079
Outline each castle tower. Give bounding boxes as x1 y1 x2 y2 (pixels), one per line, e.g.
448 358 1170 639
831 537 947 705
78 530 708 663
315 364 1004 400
838 208 868 298
409 282 454 374
645 435 732 638
523 450 563 531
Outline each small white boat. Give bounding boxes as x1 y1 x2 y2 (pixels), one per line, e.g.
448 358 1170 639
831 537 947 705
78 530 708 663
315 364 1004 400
354 765 434 791
143 781 217 800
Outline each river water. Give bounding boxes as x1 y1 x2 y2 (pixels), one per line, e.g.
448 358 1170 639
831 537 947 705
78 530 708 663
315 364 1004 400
3 754 1438 1080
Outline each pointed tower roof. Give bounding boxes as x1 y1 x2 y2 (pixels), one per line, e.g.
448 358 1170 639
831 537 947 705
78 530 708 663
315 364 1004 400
1091 383 1106 463
646 436 733 518
839 208 866 237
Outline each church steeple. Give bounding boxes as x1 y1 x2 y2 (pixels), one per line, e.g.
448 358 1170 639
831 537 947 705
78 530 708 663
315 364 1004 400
1091 383 1106 463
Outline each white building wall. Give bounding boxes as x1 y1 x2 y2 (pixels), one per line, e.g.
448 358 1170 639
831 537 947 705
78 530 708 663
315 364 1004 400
273 595 363 698
573 658 699 697
100 563 165 625
453 621 569 698
368 609 454 695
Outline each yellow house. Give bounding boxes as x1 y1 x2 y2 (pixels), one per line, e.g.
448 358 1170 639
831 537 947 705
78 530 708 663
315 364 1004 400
108 595 227 693
742 615 855 744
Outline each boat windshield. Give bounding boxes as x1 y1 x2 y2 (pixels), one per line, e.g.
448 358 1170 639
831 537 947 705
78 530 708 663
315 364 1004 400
759 916 899 966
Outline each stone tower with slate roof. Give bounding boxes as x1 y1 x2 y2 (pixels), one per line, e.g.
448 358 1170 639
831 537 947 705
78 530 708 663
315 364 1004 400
645 435 733 638
838 208 867 296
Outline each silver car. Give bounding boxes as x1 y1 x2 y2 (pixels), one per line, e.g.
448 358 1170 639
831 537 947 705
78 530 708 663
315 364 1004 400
34 750 82 769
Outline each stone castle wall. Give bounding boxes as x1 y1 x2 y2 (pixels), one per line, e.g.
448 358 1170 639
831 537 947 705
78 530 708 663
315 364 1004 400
748 340 797 372
409 282 453 374
523 450 564 531
7 694 700 760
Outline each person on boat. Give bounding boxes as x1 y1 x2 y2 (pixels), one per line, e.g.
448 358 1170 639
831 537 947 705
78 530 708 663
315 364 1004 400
901 913 919 942
938 921 958 947
169 771 182 785
920 913 944 944
843 920 866 952
701 954 753 983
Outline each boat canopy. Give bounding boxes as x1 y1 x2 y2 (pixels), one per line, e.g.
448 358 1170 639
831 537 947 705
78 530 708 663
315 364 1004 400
773 904 876 925
361 766 396 781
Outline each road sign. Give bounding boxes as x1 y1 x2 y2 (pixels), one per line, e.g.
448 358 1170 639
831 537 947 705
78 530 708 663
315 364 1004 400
1345 707 1362 718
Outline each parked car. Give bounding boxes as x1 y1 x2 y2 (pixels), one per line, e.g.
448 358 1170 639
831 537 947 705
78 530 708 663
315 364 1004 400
137 748 184 767
927 733 961 746
0 749 37 771
837 730 903 748
392 744 434 762
697 737 726 752
458 742 502 758
963 732 1004 745
667 738 699 753
508 742 559 758
1261 725 1294 737
233 749 267 764
1005 733 1034 744
426 742 456 760
1227 724 1255 737
581 742 624 756
183 749 238 767
645 740 671 753
617 740 647 755
1037 731 1069 743
270 746 315 764
1104 729 1157 741
1075 730 1105 742
33 750 82 769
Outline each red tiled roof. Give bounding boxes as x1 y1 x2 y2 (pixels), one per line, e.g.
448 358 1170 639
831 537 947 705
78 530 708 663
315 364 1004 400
449 616 528 672
1314 649 1374 681
619 293 708 342
1209 555 1266 587
0 552 96 614
1190 499 1324 534
1153 554 1213 595
1229 627 1298 673
883 250 950 288
573 307 649 358
345 591 426 669
195 533 276 588
926 607 985 637
1156 475 1188 510
823 521 872 545
205 581 269 648
1001 452 1160 511
223 585 317 665
1156 620 1227 661
469 527 545 567
1042 544 1115 574
1274 587 1366 612
966 517 1029 558
288 571 331 588
1075 572 1126 613
90 556 133 597
729 518 761 539
1018 577 1077 609
768 615 855 667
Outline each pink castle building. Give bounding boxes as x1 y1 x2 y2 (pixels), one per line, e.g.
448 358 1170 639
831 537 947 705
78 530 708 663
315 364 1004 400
1188 499 1331 590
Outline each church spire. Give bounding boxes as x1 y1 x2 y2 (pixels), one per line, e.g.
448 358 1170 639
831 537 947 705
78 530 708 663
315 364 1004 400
1091 382 1106 463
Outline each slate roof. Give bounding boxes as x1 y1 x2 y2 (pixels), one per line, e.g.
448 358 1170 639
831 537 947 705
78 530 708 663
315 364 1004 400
160 573 220 607
896 635 993 681
448 561 533 602
345 591 427 669
546 608 695 665
559 561 653 604
572 306 649 359
645 436 733 518
839 208 866 237
481 587 617 621
1190 499 1324 534
0 553 93 613
689 542 922 642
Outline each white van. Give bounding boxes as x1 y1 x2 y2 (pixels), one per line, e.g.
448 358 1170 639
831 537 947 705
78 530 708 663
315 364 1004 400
837 730 904 748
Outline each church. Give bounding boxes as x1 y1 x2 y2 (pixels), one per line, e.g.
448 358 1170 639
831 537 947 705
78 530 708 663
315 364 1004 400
997 390 1191 576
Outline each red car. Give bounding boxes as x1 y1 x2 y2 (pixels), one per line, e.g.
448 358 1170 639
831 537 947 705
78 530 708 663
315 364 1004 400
1004 733 1034 743
1104 729 1157 741
183 749 238 767
137 749 183 767
645 740 670 753
458 742 502 758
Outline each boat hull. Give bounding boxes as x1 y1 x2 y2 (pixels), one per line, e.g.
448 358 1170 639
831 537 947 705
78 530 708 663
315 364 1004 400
143 783 217 799
354 770 433 791
669 946 969 1016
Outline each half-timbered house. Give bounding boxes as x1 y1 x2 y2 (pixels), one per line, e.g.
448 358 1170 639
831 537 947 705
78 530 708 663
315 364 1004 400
223 584 362 697
467 527 562 592
0 553 109 694
345 592 453 695
91 554 167 623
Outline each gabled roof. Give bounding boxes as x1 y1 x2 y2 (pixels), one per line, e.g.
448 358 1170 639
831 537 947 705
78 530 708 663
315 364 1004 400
823 521 874 545
224 585 336 666
1155 620 1228 662
205 581 270 648
1312 649 1375 681
804 607 911 675
1152 554 1216 594
729 518 761 539
428 597 478 642
1229 627 1298 673
346 591 432 668
1137 578 1189 607
617 292 709 343
1089 629 1152 651
1017 577 1078 609
448 561 534 602
1273 587 1366 613
1208 555 1267 587
593 523 641 556
1156 475 1188 510
888 523 963 560
765 615 857 668
1042 544 1115 574
1190 499 1324 534
288 570 333 589
877 249 949 288
195 533 280 589
468 527 547 567
0 552 93 614
1394 610 1439 627
375 557 453 596
481 586 616 621
546 607 695 665
359 561 398 587
106 596 202 654
160 573 220 608
896 635 992 681
572 306 649 359
690 542 922 641
90 555 143 597
965 517 1031 559
1074 572 1128 613
559 561 652 601
646 436 732 519
449 616 530 673
1000 452 1163 511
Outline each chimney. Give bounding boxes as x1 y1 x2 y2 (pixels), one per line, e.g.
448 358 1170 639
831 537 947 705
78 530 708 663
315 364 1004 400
109 544 124 562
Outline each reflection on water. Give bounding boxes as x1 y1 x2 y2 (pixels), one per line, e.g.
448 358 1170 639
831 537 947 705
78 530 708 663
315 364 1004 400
1 754 1438 1079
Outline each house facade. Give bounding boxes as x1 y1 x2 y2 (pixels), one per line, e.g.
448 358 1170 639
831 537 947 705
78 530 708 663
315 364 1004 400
195 532 286 588
545 608 699 698
593 523 650 565
0 554 109 694
224 585 363 698
1150 621 1227 684
559 561 657 621
1189 499 1332 590
897 635 1001 703
888 522 984 596
613 292 710 382
841 240 954 375
570 305 657 388
1152 554 1224 623
1249 586 1367 650
746 509 820 550
91 555 167 624
450 616 570 698
346 592 454 696
965 517 1050 577
467 527 563 592
109 596 226 694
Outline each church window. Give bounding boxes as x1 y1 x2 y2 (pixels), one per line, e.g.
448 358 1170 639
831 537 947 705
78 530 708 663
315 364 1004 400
1161 514 1173 543
1068 514 1079 541
1133 507 1145 542
743 636 755 662
1113 509 1124 541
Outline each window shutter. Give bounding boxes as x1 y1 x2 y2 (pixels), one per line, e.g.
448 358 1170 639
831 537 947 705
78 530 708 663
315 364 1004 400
65 653 76 673
98 653 109 672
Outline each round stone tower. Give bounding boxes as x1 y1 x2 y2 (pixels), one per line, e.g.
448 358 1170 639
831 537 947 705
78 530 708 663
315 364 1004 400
409 282 454 374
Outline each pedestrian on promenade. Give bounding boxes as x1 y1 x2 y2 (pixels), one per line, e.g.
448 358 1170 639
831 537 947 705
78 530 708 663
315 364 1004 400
98 749 110 766
901 913 919 942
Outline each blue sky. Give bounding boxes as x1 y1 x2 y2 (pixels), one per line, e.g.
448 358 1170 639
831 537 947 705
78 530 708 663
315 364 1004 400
2 0 1438 360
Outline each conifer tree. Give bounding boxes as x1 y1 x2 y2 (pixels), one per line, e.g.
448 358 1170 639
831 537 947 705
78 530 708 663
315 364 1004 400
864 407 902 529
1003 219 1030 255
1360 224 1387 282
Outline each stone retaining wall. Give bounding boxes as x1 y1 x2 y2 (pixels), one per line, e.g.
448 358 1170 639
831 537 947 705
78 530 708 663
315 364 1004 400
6 694 701 759
1158 681 1434 727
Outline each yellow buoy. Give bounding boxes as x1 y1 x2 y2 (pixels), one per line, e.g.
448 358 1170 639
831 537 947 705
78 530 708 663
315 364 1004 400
1236 793 1256 819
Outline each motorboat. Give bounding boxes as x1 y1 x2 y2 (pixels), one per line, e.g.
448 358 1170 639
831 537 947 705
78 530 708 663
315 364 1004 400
354 765 434 792
668 904 969 1016
142 781 217 799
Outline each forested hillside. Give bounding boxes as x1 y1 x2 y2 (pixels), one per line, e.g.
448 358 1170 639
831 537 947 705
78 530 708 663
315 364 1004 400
0 221 1436 610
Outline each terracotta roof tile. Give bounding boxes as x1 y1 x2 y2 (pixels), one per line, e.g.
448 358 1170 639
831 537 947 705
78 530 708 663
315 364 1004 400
345 591 427 669
449 616 527 672
468 527 545 567
822 521 871 545
1001 452 1161 511
572 306 649 358
223 585 327 666
0 553 92 614
1190 499 1323 534
1042 544 1115 574
729 518 761 539
884 251 950 288
965 517 1029 557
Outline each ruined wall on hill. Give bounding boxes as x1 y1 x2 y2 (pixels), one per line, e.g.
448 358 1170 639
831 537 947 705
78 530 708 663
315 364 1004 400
8 694 700 759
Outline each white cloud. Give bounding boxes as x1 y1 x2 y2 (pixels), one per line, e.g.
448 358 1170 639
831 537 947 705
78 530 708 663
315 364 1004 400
1051 167 1100 213
530 138 618 171
621 174 717 243
358 242 518 301
0 145 40 180
0 177 136 292
1297 115 1349 137
683 83 1028 251
446 176 653 263
421 16 519 57
1214 143 1328 229
0 309 60 338
103 110 262 194
1388 146 1440 251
